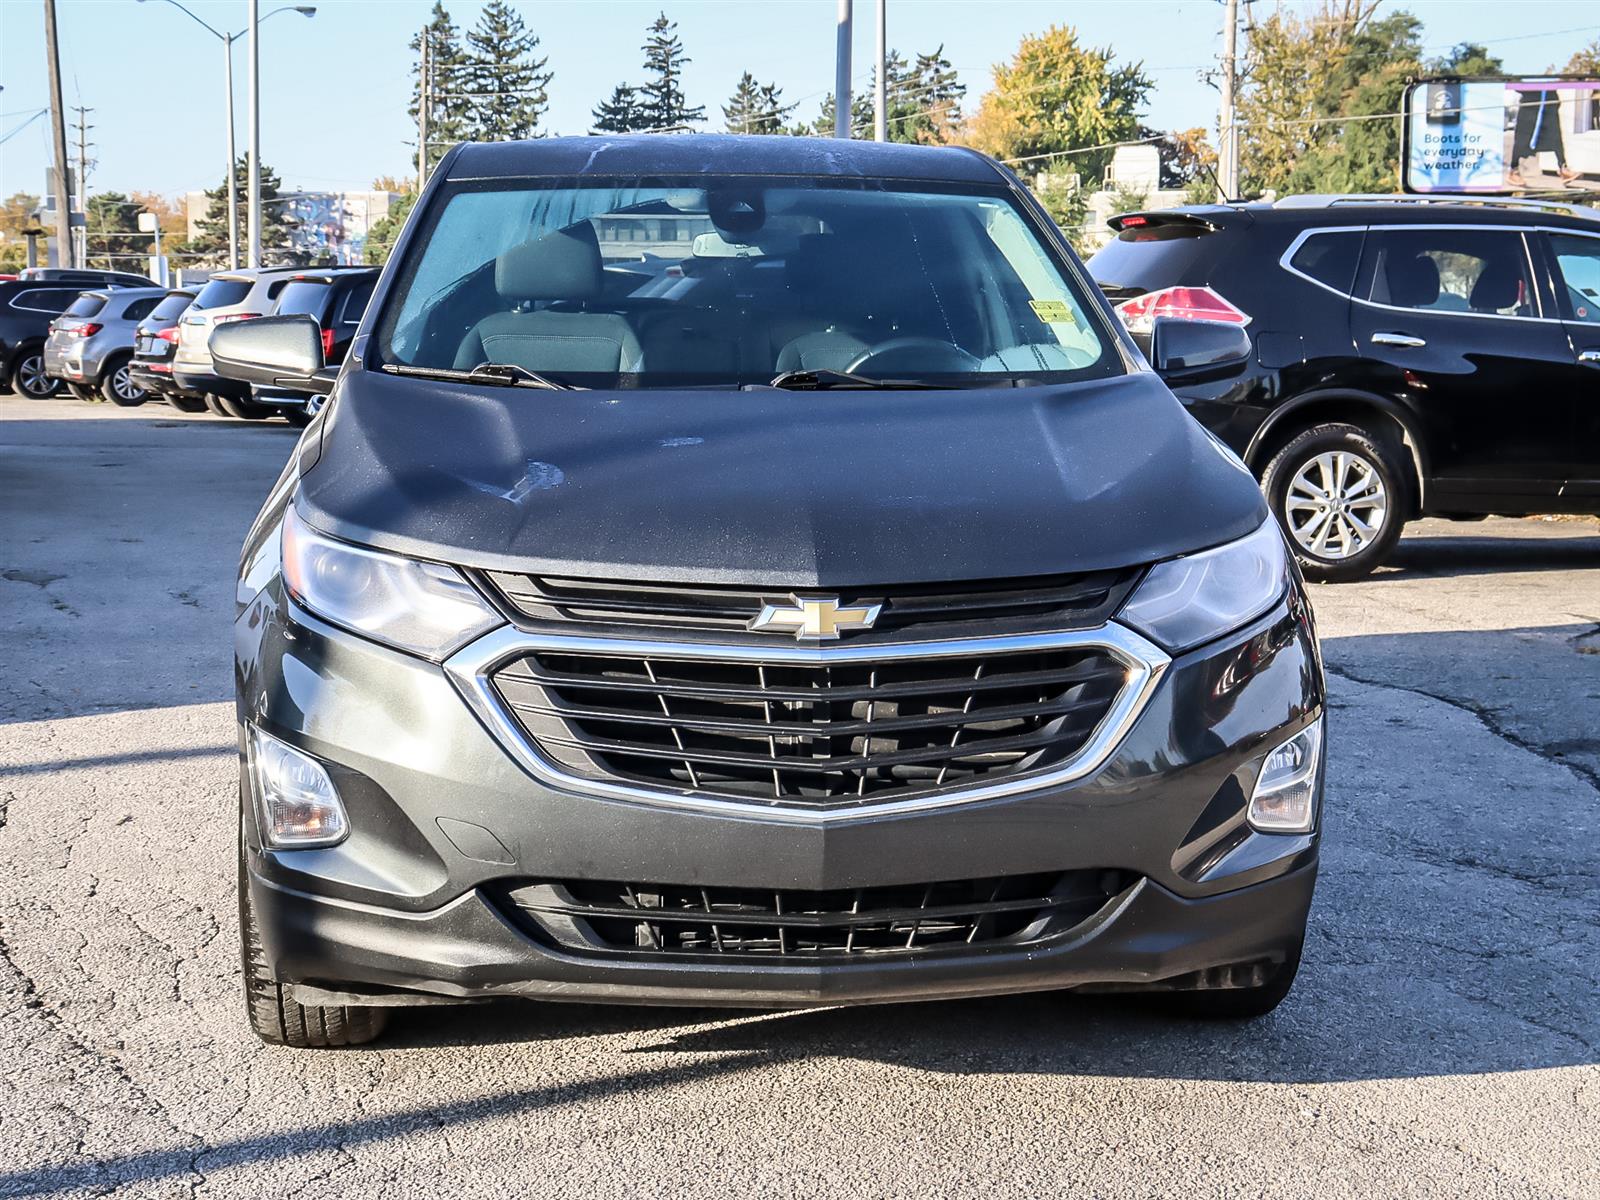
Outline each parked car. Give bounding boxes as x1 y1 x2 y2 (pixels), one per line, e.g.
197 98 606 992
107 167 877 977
251 267 378 424
43 286 168 405
128 288 203 412
1 279 131 398
18 266 158 287
1088 194 1600 580
172 267 302 419
215 135 1324 1048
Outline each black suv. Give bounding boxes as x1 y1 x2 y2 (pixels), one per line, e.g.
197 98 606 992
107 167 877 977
0 273 150 398
253 267 378 421
1088 197 1600 580
210 136 1324 1048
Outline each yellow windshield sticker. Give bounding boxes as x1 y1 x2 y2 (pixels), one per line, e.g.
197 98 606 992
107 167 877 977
1028 298 1077 324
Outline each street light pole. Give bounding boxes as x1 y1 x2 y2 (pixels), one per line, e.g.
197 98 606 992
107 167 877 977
247 0 261 268
834 0 852 140
1218 0 1239 201
873 0 887 143
224 32 238 269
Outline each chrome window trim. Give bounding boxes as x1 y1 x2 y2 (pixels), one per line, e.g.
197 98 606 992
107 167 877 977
1279 222 1568 324
443 623 1171 824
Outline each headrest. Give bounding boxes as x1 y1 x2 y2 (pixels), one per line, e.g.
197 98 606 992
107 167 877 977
1469 260 1523 313
1385 253 1440 308
496 222 603 301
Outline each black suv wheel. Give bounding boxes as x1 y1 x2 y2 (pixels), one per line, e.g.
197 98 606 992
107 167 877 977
1263 423 1406 582
11 348 61 398
238 831 389 1049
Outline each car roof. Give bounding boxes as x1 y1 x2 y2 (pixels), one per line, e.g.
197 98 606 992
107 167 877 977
446 134 1005 185
1120 195 1600 234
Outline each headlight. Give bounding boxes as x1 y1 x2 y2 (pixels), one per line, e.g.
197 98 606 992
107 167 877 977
1247 718 1323 833
1119 519 1288 652
281 505 502 659
248 726 348 848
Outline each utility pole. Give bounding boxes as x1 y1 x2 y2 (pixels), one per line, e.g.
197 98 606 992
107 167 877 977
418 32 430 187
1218 0 1239 201
43 0 74 268
834 0 852 139
71 106 95 194
247 0 261 268
873 0 887 142
224 31 239 270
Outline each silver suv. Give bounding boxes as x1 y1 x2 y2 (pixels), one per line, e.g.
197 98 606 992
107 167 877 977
173 268 301 418
42 287 168 405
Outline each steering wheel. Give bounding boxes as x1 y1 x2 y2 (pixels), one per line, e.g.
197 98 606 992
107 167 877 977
845 337 981 376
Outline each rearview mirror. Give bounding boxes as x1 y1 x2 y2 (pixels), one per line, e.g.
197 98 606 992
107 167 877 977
1149 317 1251 382
210 314 333 394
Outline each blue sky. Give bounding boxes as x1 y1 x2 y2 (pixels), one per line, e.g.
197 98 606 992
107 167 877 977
1 0 1596 199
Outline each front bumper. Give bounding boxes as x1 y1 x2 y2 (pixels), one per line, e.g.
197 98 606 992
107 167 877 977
237 582 1324 1008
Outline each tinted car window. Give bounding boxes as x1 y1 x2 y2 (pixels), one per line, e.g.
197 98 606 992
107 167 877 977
64 294 107 318
1549 233 1600 324
10 288 79 314
1363 228 1535 317
336 279 375 326
122 297 160 322
274 280 332 318
378 178 1115 388
1087 223 1217 293
150 292 195 321
1287 230 1363 294
193 279 252 309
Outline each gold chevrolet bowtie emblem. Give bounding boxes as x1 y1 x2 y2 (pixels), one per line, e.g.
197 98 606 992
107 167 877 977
749 595 882 641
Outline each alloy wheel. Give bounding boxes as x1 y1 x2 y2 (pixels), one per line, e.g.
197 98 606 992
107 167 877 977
1284 450 1388 560
112 365 143 402
18 354 54 397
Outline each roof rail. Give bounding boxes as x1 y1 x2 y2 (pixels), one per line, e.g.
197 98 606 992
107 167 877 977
1275 193 1600 221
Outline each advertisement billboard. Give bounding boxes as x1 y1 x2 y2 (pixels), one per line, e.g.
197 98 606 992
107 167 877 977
1402 76 1600 195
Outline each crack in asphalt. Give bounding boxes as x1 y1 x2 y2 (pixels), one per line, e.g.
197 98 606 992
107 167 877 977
1324 662 1600 795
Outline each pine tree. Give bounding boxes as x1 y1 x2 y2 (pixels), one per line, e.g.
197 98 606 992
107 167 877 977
591 84 645 134
638 12 704 131
462 0 553 141
723 72 793 134
411 2 470 173
179 158 298 268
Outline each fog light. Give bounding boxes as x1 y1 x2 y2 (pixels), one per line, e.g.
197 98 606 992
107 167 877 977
248 727 348 847
1247 718 1322 833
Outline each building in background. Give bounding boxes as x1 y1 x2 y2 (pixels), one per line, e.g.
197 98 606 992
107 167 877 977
183 189 399 266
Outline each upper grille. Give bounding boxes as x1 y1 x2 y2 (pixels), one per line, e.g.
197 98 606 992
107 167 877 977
487 640 1132 809
481 569 1139 644
498 870 1135 959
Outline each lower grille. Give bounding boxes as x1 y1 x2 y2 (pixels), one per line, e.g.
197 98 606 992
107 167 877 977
499 871 1134 959
487 641 1132 810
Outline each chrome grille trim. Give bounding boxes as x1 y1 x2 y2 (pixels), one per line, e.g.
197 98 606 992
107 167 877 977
443 624 1170 823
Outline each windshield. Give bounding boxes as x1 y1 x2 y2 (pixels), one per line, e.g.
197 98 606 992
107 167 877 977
151 292 194 321
375 177 1115 388
193 279 251 310
275 280 332 318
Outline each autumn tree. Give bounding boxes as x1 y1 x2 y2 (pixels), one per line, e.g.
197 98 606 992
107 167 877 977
0 192 42 273
966 26 1152 181
462 0 553 140
1562 36 1600 76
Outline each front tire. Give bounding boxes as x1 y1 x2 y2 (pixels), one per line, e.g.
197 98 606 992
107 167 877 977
165 391 209 413
102 357 148 406
11 349 61 398
216 393 271 421
1157 940 1303 1019
238 835 389 1048
1262 423 1407 582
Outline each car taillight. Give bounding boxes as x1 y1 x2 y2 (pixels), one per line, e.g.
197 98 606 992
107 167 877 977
157 326 179 344
1114 286 1250 335
73 323 103 337
214 312 262 324
321 327 335 358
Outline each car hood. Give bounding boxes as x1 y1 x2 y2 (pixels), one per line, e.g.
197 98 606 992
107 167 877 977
295 368 1266 586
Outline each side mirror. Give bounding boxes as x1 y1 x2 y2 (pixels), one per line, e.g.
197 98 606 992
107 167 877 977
210 314 334 395
1149 317 1251 382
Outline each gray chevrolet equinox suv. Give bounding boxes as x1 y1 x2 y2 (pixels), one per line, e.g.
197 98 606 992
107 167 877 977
215 136 1325 1048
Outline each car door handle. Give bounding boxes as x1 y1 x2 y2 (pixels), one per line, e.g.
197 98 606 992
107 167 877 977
1371 331 1427 349
1579 350 1600 367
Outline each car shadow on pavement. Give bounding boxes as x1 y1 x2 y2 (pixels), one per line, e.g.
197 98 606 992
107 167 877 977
1365 526 1600 580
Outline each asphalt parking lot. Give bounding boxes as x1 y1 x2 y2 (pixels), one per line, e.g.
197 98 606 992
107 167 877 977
2 396 1597 1199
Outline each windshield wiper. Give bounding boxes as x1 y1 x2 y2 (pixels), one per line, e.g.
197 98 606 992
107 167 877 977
381 362 576 390
764 368 937 391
